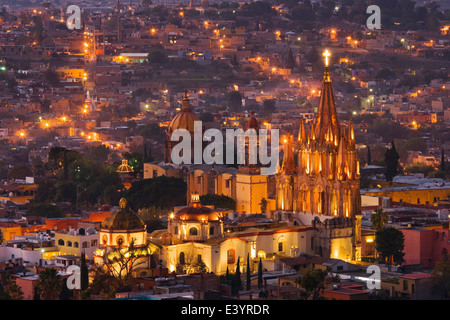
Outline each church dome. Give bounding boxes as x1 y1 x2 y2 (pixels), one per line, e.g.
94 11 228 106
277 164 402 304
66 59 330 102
168 92 199 134
101 198 146 231
175 192 221 221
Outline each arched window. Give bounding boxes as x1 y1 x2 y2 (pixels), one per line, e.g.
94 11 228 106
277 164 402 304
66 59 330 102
66 241 72 247
174 226 178 235
116 236 124 246
227 249 235 264
189 227 198 236
73 242 79 248
179 252 185 265
209 226 214 235
58 239 65 246
442 233 446 241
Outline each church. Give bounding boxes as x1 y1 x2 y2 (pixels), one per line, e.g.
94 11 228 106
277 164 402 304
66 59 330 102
275 50 362 261
148 50 362 275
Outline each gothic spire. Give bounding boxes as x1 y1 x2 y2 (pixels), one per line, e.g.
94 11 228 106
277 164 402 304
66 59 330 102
281 133 295 175
314 49 340 145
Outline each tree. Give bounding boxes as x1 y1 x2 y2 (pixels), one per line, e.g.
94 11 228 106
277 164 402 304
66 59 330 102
432 253 450 298
371 208 388 231
26 202 64 218
5 281 23 300
246 253 251 290
228 91 242 112
257 257 263 289
375 227 405 271
262 99 276 116
125 176 186 211
259 198 267 214
35 268 63 300
233 257 242 295
299 268 328 300
95 239 154 287
199 194 236 211
80 252 89 292
385 140 400 182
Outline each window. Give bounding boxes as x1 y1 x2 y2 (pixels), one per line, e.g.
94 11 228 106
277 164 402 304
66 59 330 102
91 239 97 246
189 227 198 236
403 280 408 291
209 226 214 235
82 241 89 248
73 242 79 248
66 241 72 247
153 170 157 178
102 235 108 245
174 226 178 235
225 180 230 188
179 252 185 265
116 236 124 246
58 239 65 246
278 242 283 252
227 249 235 264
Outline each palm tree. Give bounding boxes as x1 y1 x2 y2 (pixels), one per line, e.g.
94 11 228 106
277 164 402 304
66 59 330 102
371 208 388 231
36 268 62 300
5 281 23 300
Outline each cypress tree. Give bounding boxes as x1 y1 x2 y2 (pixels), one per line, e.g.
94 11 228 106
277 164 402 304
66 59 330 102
80 252 89 292
257 257 263 289
246 253 251 290
235 257 242 292
385 140 400 182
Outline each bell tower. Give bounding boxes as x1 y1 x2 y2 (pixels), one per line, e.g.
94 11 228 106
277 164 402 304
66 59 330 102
276 49 362 260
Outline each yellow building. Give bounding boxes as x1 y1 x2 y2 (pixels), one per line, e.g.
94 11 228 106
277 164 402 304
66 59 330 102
56 68 85 80
361 185 450 206
93 198 156 278
0 222 22 241
54 226 99 259
157 193 316 275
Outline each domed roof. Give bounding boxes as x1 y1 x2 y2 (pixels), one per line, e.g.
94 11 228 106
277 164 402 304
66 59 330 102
168 92 199 134
101 198 146 231
116 159 134 173
175 192 221 221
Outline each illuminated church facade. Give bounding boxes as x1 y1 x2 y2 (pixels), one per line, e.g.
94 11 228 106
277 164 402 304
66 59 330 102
275 51 362 261
156 50 362 270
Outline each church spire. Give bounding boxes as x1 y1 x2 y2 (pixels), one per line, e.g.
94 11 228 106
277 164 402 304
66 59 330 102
298 118 306 144
314 49 340 145
280 133 295 175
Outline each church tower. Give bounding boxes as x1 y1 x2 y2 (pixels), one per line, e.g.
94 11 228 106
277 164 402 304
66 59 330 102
164 91 200 163
276 50 362 261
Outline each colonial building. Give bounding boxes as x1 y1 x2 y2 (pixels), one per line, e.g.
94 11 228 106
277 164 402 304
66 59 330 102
154 192 315 275
275 50 362 261
93 198 156 278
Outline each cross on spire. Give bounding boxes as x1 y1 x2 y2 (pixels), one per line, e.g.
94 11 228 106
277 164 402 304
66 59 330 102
323 49 331 67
